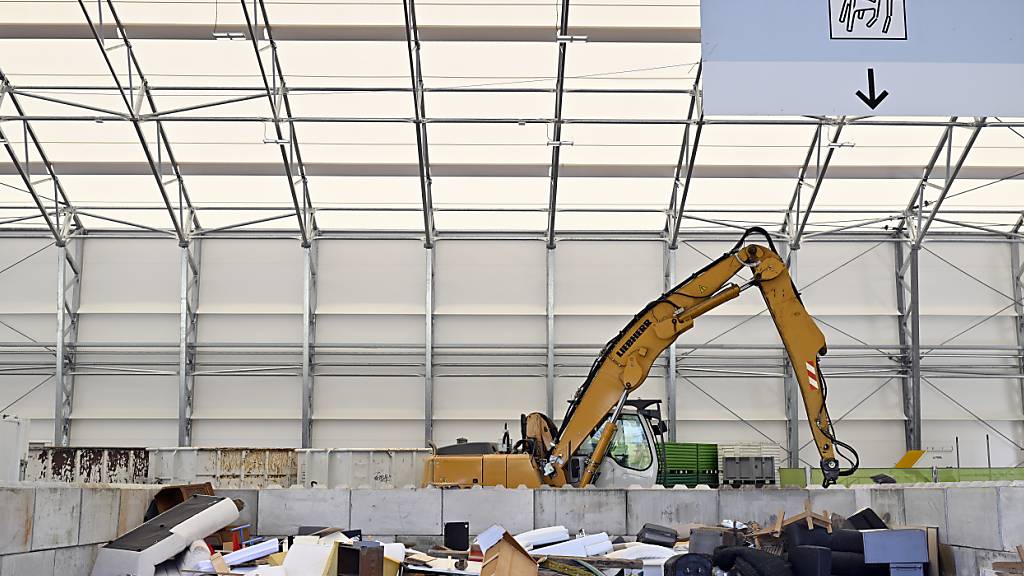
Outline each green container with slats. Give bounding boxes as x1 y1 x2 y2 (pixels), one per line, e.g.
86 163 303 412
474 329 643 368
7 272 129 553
657 442 719 487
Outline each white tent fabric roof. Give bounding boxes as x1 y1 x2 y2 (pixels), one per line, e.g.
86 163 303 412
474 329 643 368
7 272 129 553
1 0 1022 237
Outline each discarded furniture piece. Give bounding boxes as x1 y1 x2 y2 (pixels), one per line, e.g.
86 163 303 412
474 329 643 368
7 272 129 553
862 529 929 576
153 482 215 514
90 495 239 576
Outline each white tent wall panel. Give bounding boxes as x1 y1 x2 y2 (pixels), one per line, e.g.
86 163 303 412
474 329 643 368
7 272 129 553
191 419 301 449
435 240 546 315
433 376 545 421
0 375 56 443
315 376 424 420
0 237 1021 465
555 241 662 315
0 239 58 315
199 239 304 314
314 420 426 450
918 242 1015 316
77 313 179 343
72 419 178 448
317 240 425 315
798 421 909 470
434 316 545 347
921 421 1024 468
78 239 178 313
316 315 425 346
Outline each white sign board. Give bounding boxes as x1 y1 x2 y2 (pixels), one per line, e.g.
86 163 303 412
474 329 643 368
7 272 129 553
701 0 1024 116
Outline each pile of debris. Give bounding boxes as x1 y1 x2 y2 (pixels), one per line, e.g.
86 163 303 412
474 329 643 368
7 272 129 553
88 488 941 576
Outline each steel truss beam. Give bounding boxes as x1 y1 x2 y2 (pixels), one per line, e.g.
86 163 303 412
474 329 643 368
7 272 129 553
424 247 435 445
301 241 319 448
0 71 84 241
545 0 572 249
901 117 957 232
912 119 986 248
667 63 703 250
177 239 201 446
76 0 190 245
54 219 84 446
788 119 846 249
240 0 314 248
894 232 921 451
402 0 436 248
0 22 701 43
102 0 201 234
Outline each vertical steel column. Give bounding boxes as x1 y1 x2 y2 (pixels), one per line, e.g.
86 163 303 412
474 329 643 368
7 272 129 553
909 244 922 450
663 242 677 441
177 241 201 447
301 242 318 448
55 246 69 445
546 247 556 419
424 247 435 446
53 228 83 447
779 239 800 465
1011 241 1024 418
894 238 914 452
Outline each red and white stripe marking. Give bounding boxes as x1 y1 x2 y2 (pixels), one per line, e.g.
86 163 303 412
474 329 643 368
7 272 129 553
805 361 819 390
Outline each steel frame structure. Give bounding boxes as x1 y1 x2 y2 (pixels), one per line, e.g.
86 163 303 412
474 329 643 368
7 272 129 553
1 8 1023 455
240 0 316 247
177 238 201 446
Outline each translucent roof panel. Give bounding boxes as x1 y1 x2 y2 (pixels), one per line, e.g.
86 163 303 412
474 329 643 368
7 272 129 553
0 1 1022 237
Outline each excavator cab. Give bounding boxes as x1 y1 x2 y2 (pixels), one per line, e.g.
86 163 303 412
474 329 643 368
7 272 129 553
574 401 664 488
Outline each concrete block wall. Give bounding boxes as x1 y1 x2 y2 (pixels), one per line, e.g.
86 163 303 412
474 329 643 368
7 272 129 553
4 482 1024 575
0 483 157 576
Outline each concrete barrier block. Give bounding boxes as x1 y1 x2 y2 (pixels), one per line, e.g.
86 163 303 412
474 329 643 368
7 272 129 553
869 487 905 526
79 488 119 545
54 544 100 576
903 488 947 535
442 488 535 535
216 489 260 533
395 535 444 550
977 548 1024 572
258 488 350 536
351 489 442 536
998 486 1024 552
948 546 977 576
807 488 857 518
534 489 627 536
117 486 159 537
0 486 35 554
718 489 808 527
0 549 56 576
625 489 718 534
32 486 81 550
945 487 1000 549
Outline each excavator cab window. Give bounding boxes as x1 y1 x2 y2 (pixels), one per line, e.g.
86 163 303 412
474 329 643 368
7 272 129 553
577 414 653 471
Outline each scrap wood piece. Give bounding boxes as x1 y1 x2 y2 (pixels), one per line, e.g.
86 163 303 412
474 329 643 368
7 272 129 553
780 500 832 534
540 559 594 576
538 556 643 570
481 531 538 576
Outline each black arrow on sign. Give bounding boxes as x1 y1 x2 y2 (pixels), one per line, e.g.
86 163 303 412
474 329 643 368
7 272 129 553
856 68 890 110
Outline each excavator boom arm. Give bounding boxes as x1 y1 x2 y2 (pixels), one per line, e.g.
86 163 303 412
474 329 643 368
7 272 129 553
545 228 857 488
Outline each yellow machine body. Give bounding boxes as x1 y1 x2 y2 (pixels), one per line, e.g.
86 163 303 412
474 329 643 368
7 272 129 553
423 454 542 488
423 228 858 489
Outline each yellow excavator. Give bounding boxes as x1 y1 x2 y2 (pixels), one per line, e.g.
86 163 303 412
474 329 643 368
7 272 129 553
423 228 859 489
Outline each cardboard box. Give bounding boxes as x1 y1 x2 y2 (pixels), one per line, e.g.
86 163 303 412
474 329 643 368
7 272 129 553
481 533 538 576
